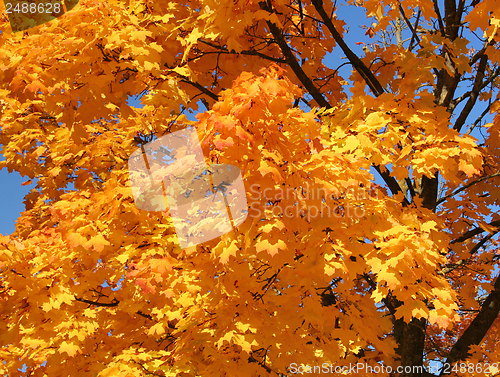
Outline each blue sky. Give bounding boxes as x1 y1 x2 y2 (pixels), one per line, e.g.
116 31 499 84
0 163 32 235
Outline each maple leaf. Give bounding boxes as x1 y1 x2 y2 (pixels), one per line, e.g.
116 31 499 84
136 278 156 294
255 239 287 256
213 136 234 150
147 323 165 336
85 234 110 252
219 240 239 264
58 341 81 357
257 160 283 183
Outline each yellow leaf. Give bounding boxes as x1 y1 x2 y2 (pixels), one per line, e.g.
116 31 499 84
182 27 203 61
143 61 158 72
21 338 47 349
255 239 286 256
83 308 96 318
371 288 385 303
57 292 74 306
58 341 81 357
147 323 165 336
377 270 400 289
86 234 110 252
421 221 437 232
172 66 191 77
343 135 359 152
458 160 480 177
257 160 283 183
428 310 453 329
220 240 238 264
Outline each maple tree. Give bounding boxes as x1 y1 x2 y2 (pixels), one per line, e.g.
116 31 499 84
0 0 500 375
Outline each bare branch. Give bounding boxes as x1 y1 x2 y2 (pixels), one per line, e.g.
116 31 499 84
442 230 499 274
259 1 331 109
75 296 119 307
372 164 411 206
456 65 500 108
467 230 500 256
451 219 500 244
466 101 495 135
178 77 219 102
408 10 422 51
310 0 385 97
397 2 421 49
198 39 286 63
437 171 500 205
433 0 446 36
470 39 496 66
453 55 488 131
440 275 500 371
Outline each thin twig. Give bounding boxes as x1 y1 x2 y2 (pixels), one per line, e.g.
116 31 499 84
437 171 500 205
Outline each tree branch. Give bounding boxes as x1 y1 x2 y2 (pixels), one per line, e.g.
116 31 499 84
372 164 411 206
440 275 500 371
75 296 119 307
75 297 153 320
178 77 220 102
310 0 385 97
442 230 499 274
453 65 500 109
197 39 286 63
444 0 460 40
453 55 488 131
397 2 421 49
408 10 422 51
433 0 446 36
467 230 499 256
259 1 331 109
451 219 500 244
437 171 500 205
466 101 495 135
469 39 496 66
262 0 409 208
